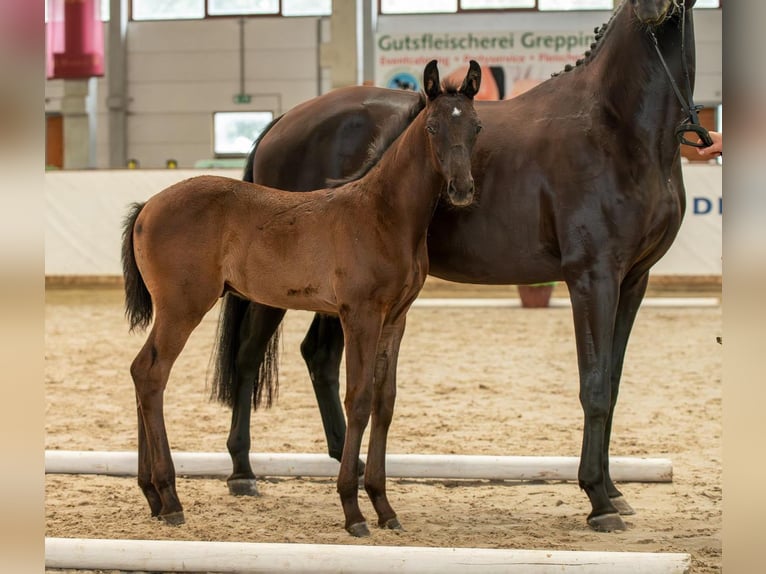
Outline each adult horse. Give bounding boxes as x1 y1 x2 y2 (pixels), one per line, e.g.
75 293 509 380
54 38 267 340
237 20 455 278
122 60 483 536
213 0 704 532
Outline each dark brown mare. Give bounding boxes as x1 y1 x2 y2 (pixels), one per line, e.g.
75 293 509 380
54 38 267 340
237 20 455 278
121 61 482 536
211 0 707 533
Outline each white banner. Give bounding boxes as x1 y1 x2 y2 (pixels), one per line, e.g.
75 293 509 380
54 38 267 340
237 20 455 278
375 29 597 98
45 165 720 278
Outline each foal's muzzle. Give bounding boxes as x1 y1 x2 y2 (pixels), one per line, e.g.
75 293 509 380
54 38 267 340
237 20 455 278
446 177 476 207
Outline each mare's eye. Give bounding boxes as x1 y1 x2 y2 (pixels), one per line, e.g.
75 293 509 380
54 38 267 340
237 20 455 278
426 125 437 134
475 124 483 134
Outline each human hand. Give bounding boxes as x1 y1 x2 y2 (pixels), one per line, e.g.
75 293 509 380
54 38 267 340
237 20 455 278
697 130 722 157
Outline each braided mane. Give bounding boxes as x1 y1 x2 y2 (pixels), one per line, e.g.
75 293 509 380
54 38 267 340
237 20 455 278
551 18 611 78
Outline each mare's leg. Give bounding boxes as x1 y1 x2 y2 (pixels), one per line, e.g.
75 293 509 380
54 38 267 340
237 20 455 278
365 320 406 531
566 270 625 532
300 314 348 462
227 303 286 495
602 271 650 516
337 308 384 537
132 303 210 525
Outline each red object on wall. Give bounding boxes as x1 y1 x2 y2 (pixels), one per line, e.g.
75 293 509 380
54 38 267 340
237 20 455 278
46 0 104 79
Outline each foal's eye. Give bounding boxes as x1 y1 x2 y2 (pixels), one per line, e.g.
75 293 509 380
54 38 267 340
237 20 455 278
475 124 483 134
426 125 437 134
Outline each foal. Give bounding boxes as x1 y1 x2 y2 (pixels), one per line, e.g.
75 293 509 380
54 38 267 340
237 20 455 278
121 60 482 536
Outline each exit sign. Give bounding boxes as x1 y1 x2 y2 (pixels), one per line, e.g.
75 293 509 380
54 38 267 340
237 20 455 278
233 93 252 104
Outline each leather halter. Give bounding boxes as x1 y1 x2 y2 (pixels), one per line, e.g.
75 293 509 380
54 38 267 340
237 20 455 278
648 0 713 148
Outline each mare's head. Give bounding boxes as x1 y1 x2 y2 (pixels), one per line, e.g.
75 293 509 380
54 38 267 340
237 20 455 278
421 59 482 208
630 0 694 25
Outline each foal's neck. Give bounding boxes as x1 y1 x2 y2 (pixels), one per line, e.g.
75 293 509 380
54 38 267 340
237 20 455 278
362 112 443 232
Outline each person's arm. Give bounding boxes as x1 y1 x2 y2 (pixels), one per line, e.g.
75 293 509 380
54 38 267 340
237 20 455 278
697 130 722 157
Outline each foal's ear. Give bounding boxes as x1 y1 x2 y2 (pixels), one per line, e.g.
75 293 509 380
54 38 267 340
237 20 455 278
459 60 482 99
423 60 441 101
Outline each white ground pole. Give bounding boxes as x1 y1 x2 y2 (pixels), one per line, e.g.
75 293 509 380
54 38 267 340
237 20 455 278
412 297 719 308
45 537 691 573
45 451 672 482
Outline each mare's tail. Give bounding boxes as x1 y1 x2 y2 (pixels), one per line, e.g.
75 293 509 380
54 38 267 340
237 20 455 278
241 114 283 184
209 294 281 410
209 118 285 410
121 202 153 332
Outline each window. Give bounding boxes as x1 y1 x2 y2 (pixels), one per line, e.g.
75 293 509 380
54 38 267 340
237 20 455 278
131 0 330 20
380 0 720 13
132 0 205 20
381 0 457 13
213 111 274 156
208 0 279 16
538 0 612 9
461 0 535 8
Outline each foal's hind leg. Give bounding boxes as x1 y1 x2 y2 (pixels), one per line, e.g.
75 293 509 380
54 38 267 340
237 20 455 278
227 303 286 496
136 395 162 516
132 306 209 524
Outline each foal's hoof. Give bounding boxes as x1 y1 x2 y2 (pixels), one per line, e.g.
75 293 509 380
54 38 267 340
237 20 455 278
347 521 371 538
380 517 404 531
227 478 260 497
587 512 626 532
159 511 185 526
610 495 635 516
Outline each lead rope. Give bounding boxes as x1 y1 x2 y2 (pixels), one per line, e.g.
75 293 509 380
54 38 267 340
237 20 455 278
649 1 713 148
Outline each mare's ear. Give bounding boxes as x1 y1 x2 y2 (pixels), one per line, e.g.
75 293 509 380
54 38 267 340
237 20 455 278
460 60 482 99
423 60 441 101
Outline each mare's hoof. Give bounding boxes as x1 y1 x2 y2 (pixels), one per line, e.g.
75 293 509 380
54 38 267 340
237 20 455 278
159 511 185 526
228 478 260 497
610 495 635 516
380 517 404 531
347 521 371 537
587 512 626 532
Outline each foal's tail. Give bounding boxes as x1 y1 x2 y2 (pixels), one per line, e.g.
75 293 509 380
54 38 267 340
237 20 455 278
209 294 281 410
121 202 153 332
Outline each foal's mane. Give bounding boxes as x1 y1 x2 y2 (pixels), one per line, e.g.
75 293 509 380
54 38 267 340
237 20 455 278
327 92 427 188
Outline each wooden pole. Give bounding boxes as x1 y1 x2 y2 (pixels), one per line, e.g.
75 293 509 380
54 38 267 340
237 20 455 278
45 537 692 573
45 450 672 482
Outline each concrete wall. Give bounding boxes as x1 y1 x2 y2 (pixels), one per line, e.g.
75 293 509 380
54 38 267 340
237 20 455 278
46 17 322 168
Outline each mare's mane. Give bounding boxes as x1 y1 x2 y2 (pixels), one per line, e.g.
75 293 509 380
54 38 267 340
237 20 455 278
551 0 685 78
551 16 612 77
328 92 427 188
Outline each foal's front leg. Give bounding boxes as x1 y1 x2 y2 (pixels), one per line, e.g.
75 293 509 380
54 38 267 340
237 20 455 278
365 319 406 531
337 310 384 537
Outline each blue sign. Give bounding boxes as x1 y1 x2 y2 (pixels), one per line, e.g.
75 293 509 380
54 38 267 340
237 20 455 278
386 71 419 91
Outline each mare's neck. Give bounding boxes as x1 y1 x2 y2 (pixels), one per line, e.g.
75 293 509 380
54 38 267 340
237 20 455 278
588 3 695 155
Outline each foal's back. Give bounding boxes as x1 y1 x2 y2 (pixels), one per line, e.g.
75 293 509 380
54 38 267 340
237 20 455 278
134 175 372 314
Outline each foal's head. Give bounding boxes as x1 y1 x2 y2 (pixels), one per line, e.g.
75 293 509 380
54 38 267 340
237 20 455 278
421 60 482 208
